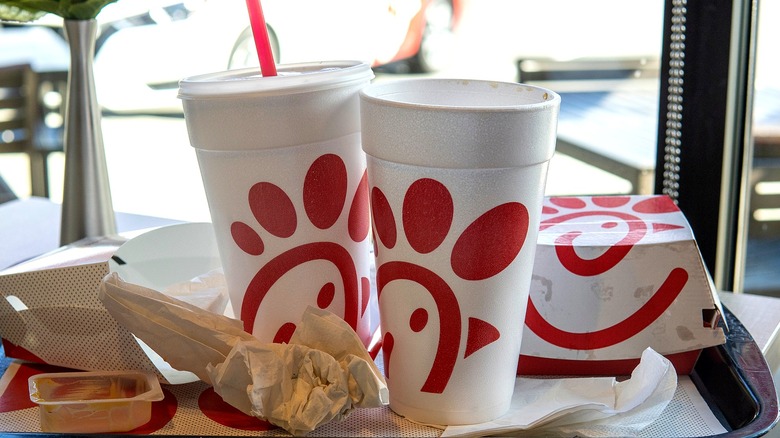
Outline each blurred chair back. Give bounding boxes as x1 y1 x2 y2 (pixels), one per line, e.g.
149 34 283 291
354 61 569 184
0 64 37 150
0 63 65 198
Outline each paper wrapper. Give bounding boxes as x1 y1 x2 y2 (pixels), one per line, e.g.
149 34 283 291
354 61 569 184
0 223 224 384
98 273 388 436
441 347 677 437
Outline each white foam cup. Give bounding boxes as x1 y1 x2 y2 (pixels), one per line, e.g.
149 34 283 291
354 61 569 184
178 61 375 346
360 78 560 425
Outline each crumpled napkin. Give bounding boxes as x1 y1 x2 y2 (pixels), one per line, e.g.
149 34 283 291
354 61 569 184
98 272 388 436
441 347 678 437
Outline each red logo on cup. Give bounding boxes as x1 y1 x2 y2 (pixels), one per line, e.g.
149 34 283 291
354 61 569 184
373 178 529 394
230 154 370 342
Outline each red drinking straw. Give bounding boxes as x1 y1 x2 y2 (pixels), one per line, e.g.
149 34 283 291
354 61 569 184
245 0 277 77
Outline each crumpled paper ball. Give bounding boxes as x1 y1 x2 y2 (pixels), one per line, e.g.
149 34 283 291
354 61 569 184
206 308 388 435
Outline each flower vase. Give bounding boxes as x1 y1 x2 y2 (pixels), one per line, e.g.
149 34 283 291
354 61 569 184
60 19 117 245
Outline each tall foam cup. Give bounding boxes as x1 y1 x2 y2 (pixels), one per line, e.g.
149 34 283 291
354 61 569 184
360 78 560 425
178 61 375 346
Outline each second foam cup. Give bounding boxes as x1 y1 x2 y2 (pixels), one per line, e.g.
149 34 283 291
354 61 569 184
360 79 560 425
178 61 375 346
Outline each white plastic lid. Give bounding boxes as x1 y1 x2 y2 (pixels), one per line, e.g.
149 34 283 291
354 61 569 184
178 60 373 99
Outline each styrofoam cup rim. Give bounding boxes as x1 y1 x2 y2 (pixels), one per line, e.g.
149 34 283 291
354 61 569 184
178 61 373 99
359 78 560 112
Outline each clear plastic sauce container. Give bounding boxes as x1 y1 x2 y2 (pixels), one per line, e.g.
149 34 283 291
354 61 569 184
29 370 164 433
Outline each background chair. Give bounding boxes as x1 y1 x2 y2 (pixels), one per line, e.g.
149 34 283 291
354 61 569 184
0 63 65 198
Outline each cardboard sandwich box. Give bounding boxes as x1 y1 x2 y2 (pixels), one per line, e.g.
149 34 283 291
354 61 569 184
0 223 222 384
519 195 727 375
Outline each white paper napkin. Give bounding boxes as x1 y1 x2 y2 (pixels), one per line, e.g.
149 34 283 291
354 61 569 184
441 347 677 437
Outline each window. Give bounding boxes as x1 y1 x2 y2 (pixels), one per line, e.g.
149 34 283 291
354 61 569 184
652 0 779 296
741 0 780 296
1 0 777 296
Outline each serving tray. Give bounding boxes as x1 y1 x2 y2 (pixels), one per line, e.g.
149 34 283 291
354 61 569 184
0 305 777 437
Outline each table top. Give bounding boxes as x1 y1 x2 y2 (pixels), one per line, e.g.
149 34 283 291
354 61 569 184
557 89 659 170
554 86 780 173
0 197 182 271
